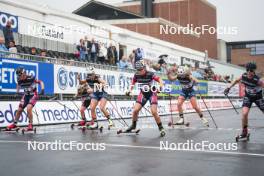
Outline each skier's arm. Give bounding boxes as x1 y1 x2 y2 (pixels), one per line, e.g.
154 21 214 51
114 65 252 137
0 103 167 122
126 77 136 96
224 76 241 95
228 77 242 89
190 75 199 85
153 75 164 90
258 79 264 88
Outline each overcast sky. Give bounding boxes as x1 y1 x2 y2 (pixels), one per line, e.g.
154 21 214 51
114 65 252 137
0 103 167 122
21 0 264 42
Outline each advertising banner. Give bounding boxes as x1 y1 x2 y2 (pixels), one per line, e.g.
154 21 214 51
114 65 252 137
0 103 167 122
0 99 238 128
0 58 54 94
0 11 18 32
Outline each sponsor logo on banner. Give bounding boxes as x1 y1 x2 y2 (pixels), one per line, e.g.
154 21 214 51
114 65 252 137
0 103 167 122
0 58 54 94
0 99 236 128
54 64 134 94
57 67 68 90
162 78 208 96
0 58 38 93
0 11 18 32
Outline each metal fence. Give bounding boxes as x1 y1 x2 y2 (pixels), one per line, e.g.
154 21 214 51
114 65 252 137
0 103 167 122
0 50 137 73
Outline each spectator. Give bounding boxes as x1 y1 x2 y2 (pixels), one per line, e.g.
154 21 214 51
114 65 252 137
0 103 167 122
113 45 118 64
8 40 18 58
77 39 86 61
31 47 37 55
151 56 167 74
107 43 117 65
191 66 203 79
83 36 89 61
3 20 14 48
167 63 178 75
0 36 8 57
135 48 143 63
88 38 99 62
40 49 47 57
98 43 107 63
8 41 17 53
119 45 124 61
128 49 135 68
117 56 129 70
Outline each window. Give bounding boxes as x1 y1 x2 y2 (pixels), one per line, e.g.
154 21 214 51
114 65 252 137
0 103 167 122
247 42 264 55
255 43 264 55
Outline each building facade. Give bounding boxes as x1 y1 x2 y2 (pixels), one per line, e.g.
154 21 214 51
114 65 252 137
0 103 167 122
226 40 264 76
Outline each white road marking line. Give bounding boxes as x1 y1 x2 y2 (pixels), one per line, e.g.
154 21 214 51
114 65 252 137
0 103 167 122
0 140 264 157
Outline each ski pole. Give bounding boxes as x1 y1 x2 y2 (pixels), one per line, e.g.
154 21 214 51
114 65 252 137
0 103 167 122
197 89 218 128
225 94 239 114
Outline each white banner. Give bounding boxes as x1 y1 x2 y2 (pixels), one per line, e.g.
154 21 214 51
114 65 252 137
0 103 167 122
54 64 135 95
0 99 238 128
208 81 239 97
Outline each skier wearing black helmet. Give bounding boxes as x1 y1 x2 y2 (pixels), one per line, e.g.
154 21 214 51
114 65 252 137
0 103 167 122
224 62 264 141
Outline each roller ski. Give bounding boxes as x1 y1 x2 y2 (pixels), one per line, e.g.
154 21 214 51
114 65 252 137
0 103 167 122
117 128 140 134
79 121 103 132
168 118 190 127
3 123 20 132
70 120 87 129
21 124 36 134
236 129 250 142
117 123 140 134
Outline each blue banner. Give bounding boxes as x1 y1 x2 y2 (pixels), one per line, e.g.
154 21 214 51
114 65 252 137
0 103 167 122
0 58 54 94
0 11 18 32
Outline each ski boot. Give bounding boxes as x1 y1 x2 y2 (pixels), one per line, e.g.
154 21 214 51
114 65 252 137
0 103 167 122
107 118 114 130
236 128 250 142
201 117 209 127
175 118 184 125
160 128 166 137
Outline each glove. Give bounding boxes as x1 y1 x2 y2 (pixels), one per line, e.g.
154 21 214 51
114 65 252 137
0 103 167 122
125 91 131 96
40 89 44 95
224 87 230 95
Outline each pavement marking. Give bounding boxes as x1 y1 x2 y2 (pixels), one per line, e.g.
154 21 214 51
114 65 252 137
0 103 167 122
0 140 264 157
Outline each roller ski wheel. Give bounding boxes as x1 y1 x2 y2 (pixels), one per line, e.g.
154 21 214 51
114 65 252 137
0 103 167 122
235 133 250 142
117 129 140 135
21 127 36 134
108 123 114 130
168 121 173 127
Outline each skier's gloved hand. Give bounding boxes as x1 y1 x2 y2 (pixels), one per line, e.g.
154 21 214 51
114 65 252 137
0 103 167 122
40 89 45 95
125 91 131 96
224 87 230 95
